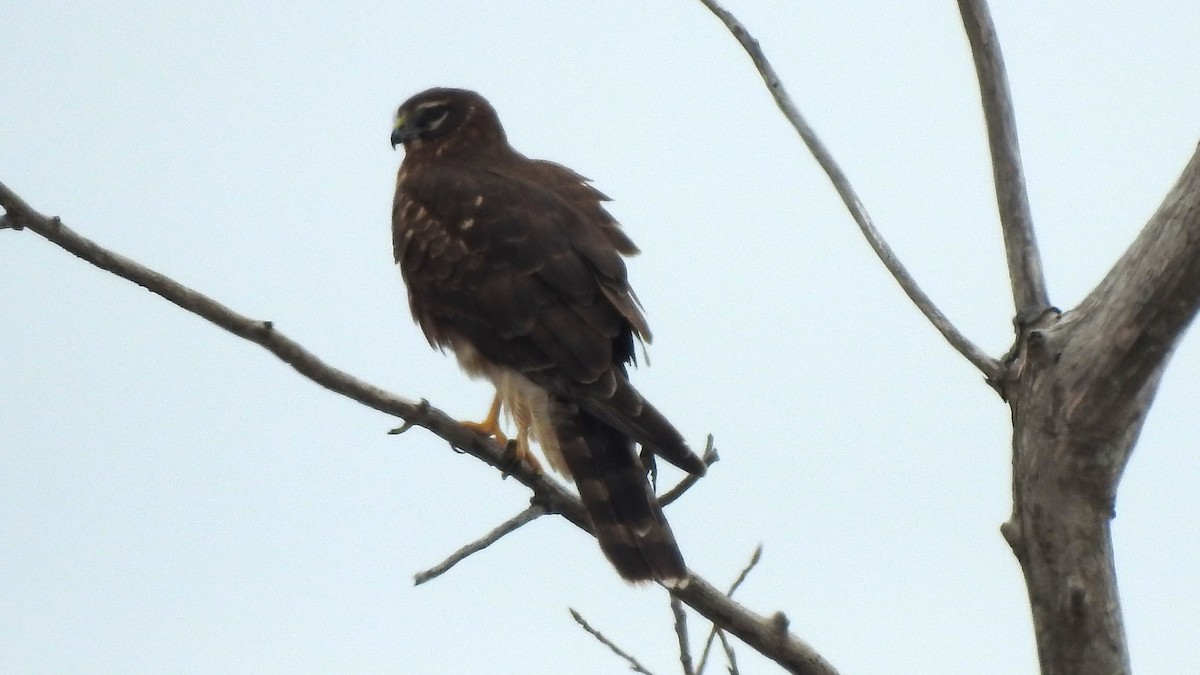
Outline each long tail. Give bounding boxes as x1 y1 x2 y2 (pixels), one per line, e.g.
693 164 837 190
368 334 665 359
553 402 687 584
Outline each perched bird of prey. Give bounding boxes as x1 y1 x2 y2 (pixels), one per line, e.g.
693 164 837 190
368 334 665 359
390 87 705 584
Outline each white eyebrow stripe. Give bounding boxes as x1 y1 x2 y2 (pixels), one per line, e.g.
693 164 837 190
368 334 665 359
414 99 450 111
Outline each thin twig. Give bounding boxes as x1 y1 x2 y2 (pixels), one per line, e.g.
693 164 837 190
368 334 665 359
697 0 1001 381
413 503 547 585
671 596 696 675
661 435 719 507
696 545 762 674
570 608 661 675
717 630 740 675
957 0 1048 319
726 544 763 597
697 633 716 674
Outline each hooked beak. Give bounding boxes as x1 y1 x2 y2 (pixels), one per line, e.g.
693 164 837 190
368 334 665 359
391 116 416 149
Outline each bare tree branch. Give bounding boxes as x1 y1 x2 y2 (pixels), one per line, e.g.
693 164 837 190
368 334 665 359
672 574 833 675
660 435 719 507
670 596 696 675
717 629 741 675
0 180 839 675
697 0 1001 381
1065 144 1200 441
697 545 761 675
414 503 547 586
725 544 763 597
1002 143 1200 674
570 608 661 675
957 0 1049 319
958 6 1200 672
697 633 718 673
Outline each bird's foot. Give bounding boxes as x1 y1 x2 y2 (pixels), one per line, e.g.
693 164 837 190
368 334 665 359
501 438 544 478
460 418 509 445
460 393 508 444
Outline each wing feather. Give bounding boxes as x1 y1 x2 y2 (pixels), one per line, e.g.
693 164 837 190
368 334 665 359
394 159 702 474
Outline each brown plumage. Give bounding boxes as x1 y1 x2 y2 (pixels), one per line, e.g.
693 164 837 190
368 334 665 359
390 87 705 584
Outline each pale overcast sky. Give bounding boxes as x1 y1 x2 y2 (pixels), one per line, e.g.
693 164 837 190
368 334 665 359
3 2 1199 673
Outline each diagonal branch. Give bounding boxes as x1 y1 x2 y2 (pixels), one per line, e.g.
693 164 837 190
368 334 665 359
1 180 839 675
671 574 834 675
570 609 661 675
1057 143 1200 471
717 629 741 675
670 596 696 675
660 435 719 507
414 503 547 586
698 0 1001 381
696 545 761 675
957 0 1049 319
1065 142 1200 437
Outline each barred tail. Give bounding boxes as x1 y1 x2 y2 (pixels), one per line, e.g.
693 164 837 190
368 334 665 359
553 403 687 584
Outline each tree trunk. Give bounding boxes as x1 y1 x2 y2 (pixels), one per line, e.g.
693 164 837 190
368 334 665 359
1001 144 1200 674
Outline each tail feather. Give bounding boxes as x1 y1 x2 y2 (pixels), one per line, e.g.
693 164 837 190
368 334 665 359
577 371 707 477
553 401 687 584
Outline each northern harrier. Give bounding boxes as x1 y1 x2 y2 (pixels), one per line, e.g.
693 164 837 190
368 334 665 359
390 88 705 584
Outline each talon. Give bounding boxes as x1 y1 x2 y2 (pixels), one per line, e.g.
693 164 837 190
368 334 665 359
460 391 544 477
501 437 544 477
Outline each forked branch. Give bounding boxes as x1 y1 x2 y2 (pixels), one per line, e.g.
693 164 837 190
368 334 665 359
999 145 1200 673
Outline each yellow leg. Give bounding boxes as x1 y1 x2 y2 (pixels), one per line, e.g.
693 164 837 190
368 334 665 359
462 391 544 476
460 392 508 445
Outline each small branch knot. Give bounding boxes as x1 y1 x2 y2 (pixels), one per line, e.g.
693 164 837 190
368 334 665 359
1068 579 1089 624
769 611 790 636
1000 519 1025 560
388 398 431 436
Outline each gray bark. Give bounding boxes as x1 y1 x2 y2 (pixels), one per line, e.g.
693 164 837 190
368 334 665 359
1000 144 1200 674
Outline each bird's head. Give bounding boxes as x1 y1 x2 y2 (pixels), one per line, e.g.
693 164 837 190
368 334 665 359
391 87 506 154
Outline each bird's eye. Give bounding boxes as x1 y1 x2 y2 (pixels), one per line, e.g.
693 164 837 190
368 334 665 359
422 106 450 130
